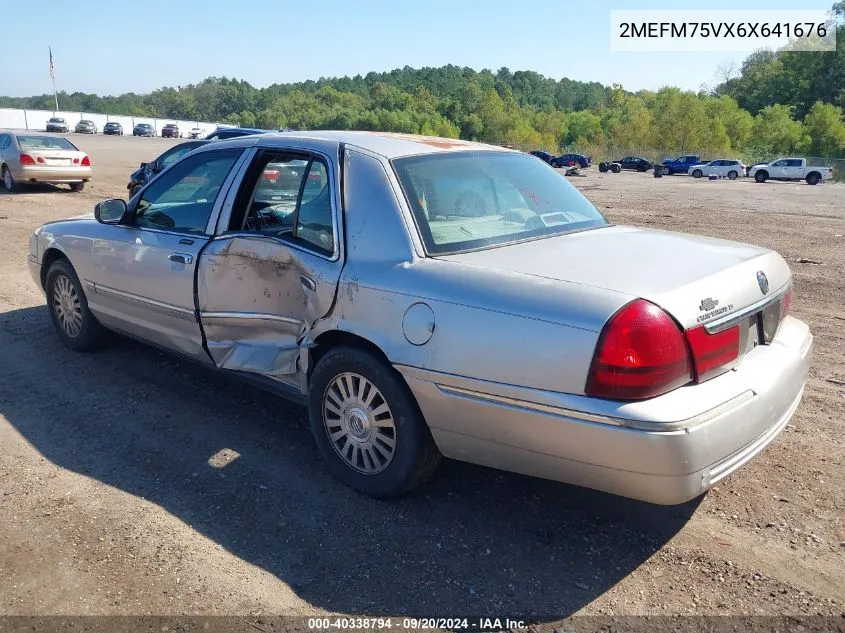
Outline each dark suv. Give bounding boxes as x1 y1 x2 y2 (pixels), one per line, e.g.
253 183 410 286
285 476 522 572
161 123 181 138
103 122 123 135
133 123 155 137
551 153 591 168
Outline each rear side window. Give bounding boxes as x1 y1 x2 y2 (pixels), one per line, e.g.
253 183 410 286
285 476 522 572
234 153 336 256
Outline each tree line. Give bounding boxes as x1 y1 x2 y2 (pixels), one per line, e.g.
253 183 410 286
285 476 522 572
2 3 843 160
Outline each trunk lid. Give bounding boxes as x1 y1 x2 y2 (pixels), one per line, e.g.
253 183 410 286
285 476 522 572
438 225 792 330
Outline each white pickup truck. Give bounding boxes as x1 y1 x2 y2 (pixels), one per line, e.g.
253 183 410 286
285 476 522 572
747 157 834 185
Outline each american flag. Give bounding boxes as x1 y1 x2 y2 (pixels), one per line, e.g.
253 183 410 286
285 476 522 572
49 47 54 80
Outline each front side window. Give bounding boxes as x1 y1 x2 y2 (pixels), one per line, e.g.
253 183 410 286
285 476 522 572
159 143 202 170
134 149 241 234
394 151 609 255
236 153 335 256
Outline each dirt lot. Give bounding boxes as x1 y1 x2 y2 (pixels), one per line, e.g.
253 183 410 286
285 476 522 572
0 135 843 622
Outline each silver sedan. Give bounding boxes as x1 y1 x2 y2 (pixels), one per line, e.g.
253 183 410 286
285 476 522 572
27 131 812 504
1 130 92 192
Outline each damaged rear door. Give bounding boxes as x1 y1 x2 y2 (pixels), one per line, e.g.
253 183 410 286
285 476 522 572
197 149 343 378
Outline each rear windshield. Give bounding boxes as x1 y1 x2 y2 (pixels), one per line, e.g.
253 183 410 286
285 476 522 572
393 151 608 255
17 136 78 151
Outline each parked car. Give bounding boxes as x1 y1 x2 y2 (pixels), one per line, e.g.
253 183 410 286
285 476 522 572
613 156 654 172
552 153 591 168
46 117 68 133
204 127 267 140
188 127 204 139
688 159 746 180
747 158 833 185
103 122 123 136
161 123 181 138
74 120 97 134
27 131 811 505
661 155 701 175
126 140 210 196
133 123 155 137
530 150 555 164
0 130 91 192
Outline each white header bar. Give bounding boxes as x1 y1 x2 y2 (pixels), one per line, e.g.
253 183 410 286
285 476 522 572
611 10 837 52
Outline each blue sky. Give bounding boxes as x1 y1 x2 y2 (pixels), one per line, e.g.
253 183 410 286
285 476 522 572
0 0 834 97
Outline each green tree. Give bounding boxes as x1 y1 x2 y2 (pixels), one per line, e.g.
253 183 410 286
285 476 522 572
803 101 845 154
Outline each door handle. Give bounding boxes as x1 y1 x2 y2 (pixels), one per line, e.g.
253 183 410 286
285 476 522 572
168 253 193 265
300 274 316 291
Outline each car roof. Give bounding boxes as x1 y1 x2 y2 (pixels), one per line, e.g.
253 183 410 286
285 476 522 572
202 130 513 159
1 129 61 137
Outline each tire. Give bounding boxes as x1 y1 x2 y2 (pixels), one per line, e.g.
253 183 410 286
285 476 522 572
45 259 110 352
611 164 621 173
598 162 608 173
2 165 18 192
727 170 738 180
662 166 671 175
755 171 768 183
70 182 85 192
692 169 703 179
308 345 442 498
806 172 820 185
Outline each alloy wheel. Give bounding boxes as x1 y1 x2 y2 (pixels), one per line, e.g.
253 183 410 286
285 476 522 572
323 372 397 474
52 274 83 338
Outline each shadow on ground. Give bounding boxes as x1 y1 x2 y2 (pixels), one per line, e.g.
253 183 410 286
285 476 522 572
0 305 700 619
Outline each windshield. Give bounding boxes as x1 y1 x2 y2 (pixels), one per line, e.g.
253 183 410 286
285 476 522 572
392 151 608 255
17 136 78 151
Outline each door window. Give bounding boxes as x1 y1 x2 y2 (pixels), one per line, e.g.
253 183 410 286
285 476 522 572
134 148 241 234
236 153 336 257
158 142 203 170
785 159 803 167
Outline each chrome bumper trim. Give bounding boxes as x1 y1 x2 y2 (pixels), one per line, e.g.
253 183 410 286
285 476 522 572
435 383 754 432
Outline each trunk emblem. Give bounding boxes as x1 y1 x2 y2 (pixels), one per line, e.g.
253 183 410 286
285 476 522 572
699 297 719 312
757 271 769 295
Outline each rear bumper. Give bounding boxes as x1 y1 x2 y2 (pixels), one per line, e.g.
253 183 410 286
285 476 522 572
399 316 812 505
13 165 92 184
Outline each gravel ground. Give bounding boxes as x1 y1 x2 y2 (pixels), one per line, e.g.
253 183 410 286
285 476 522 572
0 135 842 623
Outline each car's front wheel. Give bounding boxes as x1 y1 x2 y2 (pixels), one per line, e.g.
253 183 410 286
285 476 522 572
662 166 671 175
308 345 441 498
45 259 110 351
692 169 703 178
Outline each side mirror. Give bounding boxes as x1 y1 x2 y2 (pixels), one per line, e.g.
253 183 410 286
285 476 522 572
95 199 128 225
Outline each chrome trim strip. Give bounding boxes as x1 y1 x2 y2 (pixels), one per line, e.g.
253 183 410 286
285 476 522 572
435 383 754 432
704 284 789 333
92 283 195 319
200 311 302 326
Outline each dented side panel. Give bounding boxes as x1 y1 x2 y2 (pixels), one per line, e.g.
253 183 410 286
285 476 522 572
197 235 341 376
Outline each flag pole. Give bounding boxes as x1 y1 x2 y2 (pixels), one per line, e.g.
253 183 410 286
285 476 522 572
49 46 58 112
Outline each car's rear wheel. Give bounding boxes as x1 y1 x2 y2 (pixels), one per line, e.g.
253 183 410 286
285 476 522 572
727 170 738 180
45 259 110 352
2 166 18 192
692 169 703 178
70 182 84 192
308 345 441 498
806 172 821 185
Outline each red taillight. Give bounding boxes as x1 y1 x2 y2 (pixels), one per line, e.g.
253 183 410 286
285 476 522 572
81 155 91 166
781 286 793 319
685 324 740 382
19 153 36 165
586 299 693 400
73 158 79 164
